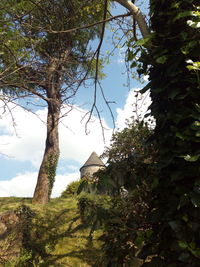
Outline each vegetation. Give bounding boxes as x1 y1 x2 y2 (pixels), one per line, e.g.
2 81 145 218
61 180 82 197
0 0 150 205
77 121 155 266
1 0 200 266
99 121 155 193
135 0 200 265
0 0 150 204
0 196 102 267
0 121 154 267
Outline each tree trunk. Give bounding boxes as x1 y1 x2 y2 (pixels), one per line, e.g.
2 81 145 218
32 99 61 204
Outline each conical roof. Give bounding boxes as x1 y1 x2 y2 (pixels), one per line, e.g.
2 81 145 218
80 152 104 170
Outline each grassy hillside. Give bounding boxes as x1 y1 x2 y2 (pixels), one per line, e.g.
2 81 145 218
0 196 102 267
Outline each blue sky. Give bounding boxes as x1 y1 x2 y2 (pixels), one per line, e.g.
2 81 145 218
0 2 151 197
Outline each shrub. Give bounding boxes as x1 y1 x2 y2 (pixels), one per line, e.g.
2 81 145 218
61 180 81 197
77 193 111 226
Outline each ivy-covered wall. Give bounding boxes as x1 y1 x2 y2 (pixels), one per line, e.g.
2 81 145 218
141 0 200 265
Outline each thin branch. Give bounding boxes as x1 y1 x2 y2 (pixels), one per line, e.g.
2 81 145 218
0 95 18 136
85 0 108 134
95 105 106 142
47 12 131 34
0 94 52 138
98 80 115 130
0 81 49 103
28 0 52 26
133 18 138 41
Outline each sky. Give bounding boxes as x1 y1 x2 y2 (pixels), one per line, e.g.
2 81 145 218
0 2 151 198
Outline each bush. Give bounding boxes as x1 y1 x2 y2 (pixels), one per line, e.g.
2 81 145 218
77 192 146 266
77 193 111 226
61 180 81 197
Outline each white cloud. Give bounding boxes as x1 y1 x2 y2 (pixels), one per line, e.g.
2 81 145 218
0 172 37 197
59 105 112 163
0 171 79 198
0 89 153 198
0 103 112 168
0 105 46 167
116 88 152 129
0 101 113 198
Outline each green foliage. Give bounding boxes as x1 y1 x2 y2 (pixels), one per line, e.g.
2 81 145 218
4 249 32 267
45 153 59 198
103 121 152 164
77 121 155 266
77 190 150 266
0 0 108 203
61 180 81 197
0 0 107 93
134 0 200 265
78 193 111 226
97 121 155 194
98 194 147 267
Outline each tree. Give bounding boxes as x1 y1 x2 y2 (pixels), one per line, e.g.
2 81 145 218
0 0 149 204
97 120 155 194
2 1 200 263
0 0 106 204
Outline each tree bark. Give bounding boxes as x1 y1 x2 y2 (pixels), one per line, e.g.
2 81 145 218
32 98 61 204
32 51 70 205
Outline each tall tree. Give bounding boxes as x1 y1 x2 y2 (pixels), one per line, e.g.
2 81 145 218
0 0 106 204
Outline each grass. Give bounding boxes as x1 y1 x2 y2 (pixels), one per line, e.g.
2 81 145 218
0 196 102 267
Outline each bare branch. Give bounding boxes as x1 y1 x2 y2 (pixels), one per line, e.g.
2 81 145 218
47 12 131 34
0 81 49 103
85 0 108 133
98 80 116 130
0 95 18 135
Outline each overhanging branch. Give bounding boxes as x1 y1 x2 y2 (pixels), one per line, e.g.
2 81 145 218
47 12 131 34
115 0 150 38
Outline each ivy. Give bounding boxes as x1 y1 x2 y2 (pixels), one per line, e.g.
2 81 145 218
45 153 59 198
136 0 200 265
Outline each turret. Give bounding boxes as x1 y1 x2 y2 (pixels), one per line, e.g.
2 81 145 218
80 152 104 179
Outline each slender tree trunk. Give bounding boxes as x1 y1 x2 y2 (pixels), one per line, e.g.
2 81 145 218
32 98 61 204
32 52 70 205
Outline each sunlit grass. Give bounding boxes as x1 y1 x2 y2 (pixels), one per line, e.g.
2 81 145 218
0 196 102 266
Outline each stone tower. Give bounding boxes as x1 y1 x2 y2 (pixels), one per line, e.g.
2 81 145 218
80 151 104 179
